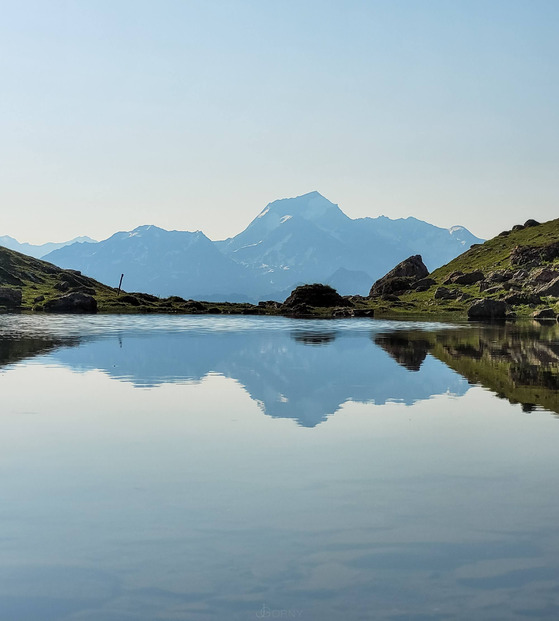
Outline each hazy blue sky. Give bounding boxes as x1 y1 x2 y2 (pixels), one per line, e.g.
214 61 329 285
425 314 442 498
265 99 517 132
1 0 557 243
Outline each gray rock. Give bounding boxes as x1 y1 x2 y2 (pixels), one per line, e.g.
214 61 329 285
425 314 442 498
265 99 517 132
486 270 513 283
467 299 508 319
43 292 97 314
413 277 437 292
0 287 22 309
369 255 428 296
536 277 559 298
511 269 529 282
371 276 417 296
353 308 375 317
503 292 542 306
532 268 559 285
452 270 485 285
434 287 459 300
332 307 354 317
532 308 557 320
284 283 352 308
483 286 503 296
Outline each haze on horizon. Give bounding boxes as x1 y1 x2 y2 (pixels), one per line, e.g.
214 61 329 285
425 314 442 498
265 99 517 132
1 0 558 245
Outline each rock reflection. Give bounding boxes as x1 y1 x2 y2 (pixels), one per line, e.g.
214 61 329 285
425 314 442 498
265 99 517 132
291 330 337 346
374 333 429 371
378 321 559 415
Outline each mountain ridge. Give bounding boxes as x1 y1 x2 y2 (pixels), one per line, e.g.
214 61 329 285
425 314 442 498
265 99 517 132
43 191 483 301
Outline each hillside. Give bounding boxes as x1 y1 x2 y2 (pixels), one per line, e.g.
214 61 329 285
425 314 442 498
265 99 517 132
364 218 559 318
0 246 261 314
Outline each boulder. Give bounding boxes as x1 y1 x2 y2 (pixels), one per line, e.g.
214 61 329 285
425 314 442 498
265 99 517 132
283 284 352 308
467 299 508 319
332 307 354 318
443 271 463 285
532 308 557 320
536 277 559 298
531 267 559 284
482 286 503 296
353 308 375 317
413 277 437 292
119 294 141 306
511 269 529 282
369 255 428 296
524 219 540 228
510 242 559 267
371 276 416 296
485 270 513 284
452 270 485 285
284 302 312 316
434 287 459 300
43 292 97 314
503 292 542 306
54 280 71 292
0 287 22 309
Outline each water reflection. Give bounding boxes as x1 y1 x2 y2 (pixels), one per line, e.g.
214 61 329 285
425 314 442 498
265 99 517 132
376 321 559 415
2 316 559 620
45 326 466 427
1 316 559 422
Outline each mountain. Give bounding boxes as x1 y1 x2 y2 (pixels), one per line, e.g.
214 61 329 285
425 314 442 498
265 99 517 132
44 192 484 301
0 235 96 259
44 225 263 300
216 191 483 295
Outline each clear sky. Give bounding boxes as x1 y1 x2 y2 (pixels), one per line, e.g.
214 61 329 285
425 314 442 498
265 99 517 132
1 0 558 243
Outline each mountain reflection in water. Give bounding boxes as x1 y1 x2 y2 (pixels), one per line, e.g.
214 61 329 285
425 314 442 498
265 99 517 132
1 316 558 423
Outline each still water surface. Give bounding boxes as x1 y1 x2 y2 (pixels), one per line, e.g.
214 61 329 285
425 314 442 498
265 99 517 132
1 314 559 620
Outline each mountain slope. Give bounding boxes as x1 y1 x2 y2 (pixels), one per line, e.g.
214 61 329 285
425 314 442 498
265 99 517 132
44 192 483 301
45 225 263 300
367 217 559 317
216 191 484 296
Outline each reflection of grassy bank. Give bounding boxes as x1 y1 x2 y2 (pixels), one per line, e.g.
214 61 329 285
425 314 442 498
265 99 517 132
0 336 79 368
377 322 559 415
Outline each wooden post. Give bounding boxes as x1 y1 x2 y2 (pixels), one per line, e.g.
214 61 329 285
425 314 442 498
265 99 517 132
117 273 124 296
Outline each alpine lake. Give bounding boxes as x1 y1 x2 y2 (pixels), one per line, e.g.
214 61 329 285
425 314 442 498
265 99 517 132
2 313 559 621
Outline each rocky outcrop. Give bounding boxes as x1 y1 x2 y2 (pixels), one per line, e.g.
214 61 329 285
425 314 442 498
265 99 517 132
434 287 459 300
536 277 559 298
467 299 508 319
369 255 428 297
444 270 484 285
283 284 352 308
371 276 418 296
503 292 542 306
510 242 559 267
413 277 436 292
0 287 22 309
43 292 98 314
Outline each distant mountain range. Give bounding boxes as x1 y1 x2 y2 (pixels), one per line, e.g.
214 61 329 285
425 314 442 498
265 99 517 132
0 235 96 259
35 192 483 301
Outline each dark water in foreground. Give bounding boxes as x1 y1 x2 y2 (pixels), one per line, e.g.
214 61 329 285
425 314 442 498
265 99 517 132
1 314 559 620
